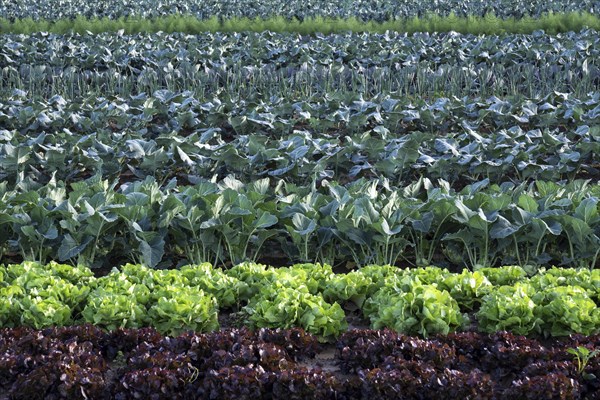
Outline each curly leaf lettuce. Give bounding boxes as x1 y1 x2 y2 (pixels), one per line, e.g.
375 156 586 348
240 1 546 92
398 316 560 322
533 286 600 336
148 286 219 336
365 283 467 337
244 284 347 340
19 296 72 329
477 283 543 336
81 290 148 330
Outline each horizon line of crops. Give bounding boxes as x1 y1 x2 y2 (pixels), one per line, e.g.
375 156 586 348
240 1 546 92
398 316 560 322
1 13 599 35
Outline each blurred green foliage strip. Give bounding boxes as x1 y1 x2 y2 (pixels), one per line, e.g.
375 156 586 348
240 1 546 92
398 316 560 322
1 13 600 35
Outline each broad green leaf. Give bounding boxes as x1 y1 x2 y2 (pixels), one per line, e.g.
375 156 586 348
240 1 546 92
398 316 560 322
58 234 92 261
292 213 317 235
575 197 598 224
254 211 278 229
139 237 165 268
490 215 521 239
518 194 539 213
411 211 433 233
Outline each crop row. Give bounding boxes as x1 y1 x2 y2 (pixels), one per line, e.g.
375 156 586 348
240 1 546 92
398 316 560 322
1 30 598 99
1 91 599 189
336 329 600 399
1 176 599 269
1 0 598 21
3 261 600 338
2 326 598 399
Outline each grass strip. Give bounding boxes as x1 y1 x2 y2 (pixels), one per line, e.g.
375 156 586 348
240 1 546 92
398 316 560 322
1 12 599 35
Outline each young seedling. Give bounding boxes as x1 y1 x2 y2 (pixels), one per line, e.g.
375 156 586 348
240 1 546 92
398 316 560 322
567 346 599 380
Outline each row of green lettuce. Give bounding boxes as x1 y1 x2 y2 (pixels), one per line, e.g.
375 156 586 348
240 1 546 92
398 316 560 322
2 90 599 190
1 14 600 35
2 261 600 339
1 175 599 270
2 0 597 21
1 31 598 100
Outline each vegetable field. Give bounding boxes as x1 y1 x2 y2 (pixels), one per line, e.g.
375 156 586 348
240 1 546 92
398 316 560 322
1 0 600 398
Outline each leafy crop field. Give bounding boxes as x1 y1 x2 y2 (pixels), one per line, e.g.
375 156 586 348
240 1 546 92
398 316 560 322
1 31 598 99
1 0 600 397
